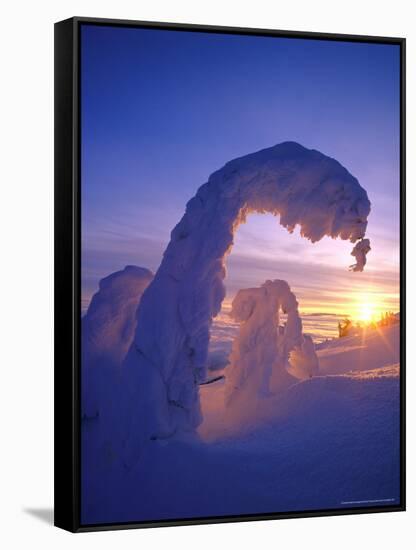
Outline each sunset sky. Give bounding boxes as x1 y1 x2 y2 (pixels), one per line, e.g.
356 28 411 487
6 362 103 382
81 24 400 320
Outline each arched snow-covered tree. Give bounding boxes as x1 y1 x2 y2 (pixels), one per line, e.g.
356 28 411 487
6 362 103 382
119 141 371 463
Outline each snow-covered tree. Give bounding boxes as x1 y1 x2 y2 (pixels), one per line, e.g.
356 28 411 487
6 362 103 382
118 141 371 464
82 265 153 419
225 280 319 406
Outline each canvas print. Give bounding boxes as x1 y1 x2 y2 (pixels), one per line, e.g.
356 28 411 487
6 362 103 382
80 24 401 525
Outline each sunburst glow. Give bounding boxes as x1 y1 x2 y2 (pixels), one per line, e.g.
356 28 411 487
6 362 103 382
357 300 378 323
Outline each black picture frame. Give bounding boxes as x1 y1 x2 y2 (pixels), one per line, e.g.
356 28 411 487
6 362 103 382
54 16 406 533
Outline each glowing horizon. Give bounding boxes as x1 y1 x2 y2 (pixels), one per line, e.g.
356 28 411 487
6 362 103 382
81 211 400 319
81 26 400 322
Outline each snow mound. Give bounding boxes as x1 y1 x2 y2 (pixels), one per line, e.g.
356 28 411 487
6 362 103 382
317 323 400 375
120 141 371 462
199 363 399 443
82 265 153 418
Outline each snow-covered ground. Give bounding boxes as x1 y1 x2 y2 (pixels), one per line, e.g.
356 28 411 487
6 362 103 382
81 321 400 524
317 323 400 374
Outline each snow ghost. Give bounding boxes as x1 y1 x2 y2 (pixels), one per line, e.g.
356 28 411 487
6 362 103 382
225 280 319 406
82 265 153 419
119 141 371 463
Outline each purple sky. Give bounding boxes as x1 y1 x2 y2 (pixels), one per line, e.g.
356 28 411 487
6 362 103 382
81 24 400 318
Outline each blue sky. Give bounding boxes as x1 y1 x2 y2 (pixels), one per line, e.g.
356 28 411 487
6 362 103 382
81 24 400 317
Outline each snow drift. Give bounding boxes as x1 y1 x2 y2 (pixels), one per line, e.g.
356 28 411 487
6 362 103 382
120 141 371 461
225 279 319 406
83 351 400 523
317 323 400 375
82 265 153 418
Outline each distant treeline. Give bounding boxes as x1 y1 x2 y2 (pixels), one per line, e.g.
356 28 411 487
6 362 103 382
338 311 399 338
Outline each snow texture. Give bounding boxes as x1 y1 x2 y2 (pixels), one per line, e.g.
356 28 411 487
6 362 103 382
350 238 371 272
82 323 400 524
82 265 153 419
120 141 371 461
225 280 319 406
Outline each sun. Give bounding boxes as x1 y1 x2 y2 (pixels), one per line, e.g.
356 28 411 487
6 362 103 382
357 302 376 323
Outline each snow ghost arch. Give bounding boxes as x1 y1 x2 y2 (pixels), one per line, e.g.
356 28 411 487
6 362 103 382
120 141 371 459
224 279 319 407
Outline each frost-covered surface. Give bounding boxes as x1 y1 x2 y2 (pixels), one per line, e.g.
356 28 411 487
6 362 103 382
338 364 399 379
82 322 400 524
120 142 371 458
82 265 153 419
225 280 319 405
317 323 400 375
288 334 320 380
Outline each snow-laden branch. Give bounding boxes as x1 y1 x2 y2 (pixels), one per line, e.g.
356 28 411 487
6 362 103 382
350 238 371 272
